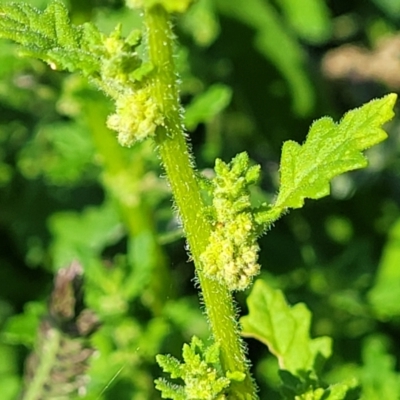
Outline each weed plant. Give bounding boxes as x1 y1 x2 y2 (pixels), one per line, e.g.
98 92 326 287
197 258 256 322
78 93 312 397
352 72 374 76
0 0 399 399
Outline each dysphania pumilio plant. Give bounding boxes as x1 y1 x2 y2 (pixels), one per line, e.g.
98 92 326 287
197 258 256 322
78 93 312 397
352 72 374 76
0 0 396 399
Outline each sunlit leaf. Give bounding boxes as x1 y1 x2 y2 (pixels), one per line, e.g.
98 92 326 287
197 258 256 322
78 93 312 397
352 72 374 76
0 0 103 74
240 279 331 375
275 94 396 210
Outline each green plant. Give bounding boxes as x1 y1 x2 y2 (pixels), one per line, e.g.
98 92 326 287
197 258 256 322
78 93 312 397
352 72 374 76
0 0 398 399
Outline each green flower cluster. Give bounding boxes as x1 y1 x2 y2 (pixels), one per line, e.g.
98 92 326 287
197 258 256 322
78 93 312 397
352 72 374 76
101 26 164 146
201 152 261 291
107 88 163 146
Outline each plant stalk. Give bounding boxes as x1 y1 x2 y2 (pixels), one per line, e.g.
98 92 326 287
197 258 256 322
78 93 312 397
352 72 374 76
144 5 257 399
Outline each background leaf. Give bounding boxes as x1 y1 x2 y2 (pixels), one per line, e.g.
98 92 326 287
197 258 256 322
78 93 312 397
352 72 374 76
368 218 400 319
274 0 332 44
48 201 122 269
370 0 400 18
184 83 232 131
360 335 400 399
216 0 315 115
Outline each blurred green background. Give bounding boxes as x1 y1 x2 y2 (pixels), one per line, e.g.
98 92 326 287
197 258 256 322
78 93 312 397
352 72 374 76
0 0 400 398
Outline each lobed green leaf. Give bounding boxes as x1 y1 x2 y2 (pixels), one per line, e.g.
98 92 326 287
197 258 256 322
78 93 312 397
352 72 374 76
156 354 182 379
48 0 78 48
0 6 52 49
240 279 332 376
0 0 103 75
0 1 61 49
273 93 396 212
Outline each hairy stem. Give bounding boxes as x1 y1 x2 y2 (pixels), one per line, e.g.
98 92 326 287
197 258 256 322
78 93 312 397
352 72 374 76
144 5 257 399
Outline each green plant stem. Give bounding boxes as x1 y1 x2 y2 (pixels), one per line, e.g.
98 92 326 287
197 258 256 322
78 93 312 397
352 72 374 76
144 5 257 399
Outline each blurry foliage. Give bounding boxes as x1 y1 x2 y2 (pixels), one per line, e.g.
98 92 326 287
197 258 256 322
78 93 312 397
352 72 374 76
0 0 399 399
